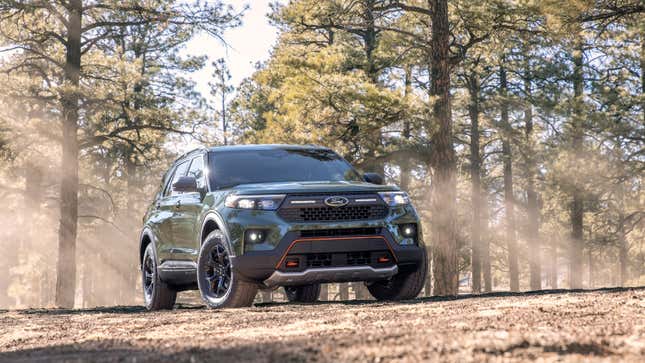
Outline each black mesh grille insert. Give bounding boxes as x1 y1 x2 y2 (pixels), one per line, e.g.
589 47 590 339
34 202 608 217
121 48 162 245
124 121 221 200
279 205 388 222
281 251 395 271
347 252 371 266
306 253 332 268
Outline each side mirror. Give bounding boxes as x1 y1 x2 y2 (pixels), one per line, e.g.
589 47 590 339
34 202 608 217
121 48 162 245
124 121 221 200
363 172 384 185
172 176 198 193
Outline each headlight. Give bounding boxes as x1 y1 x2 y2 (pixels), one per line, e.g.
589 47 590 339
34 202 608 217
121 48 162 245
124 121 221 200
224 194 285 210
378 191 410 206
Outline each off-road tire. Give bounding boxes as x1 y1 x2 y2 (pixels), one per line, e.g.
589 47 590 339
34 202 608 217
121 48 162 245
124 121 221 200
367 248 428 301
197 230 258 308
142 243 177 310
284 284 321 303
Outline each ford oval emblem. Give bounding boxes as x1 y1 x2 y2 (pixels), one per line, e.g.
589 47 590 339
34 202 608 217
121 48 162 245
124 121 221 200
324 196 349 207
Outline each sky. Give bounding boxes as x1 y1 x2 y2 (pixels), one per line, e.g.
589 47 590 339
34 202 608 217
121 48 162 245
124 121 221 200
172 0 281 152
183 0 281 105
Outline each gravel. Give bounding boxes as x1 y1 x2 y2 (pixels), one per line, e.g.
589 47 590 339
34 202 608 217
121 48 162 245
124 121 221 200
0 287 643 362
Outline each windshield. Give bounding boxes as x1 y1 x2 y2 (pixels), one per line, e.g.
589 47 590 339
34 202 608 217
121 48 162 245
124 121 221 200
208 148 362 189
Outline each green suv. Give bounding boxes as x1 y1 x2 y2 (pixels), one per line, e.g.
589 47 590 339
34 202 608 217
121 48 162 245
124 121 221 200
139 144 427 309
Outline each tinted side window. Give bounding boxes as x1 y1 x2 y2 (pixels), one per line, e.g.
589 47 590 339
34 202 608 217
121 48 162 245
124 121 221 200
187 155 205 190
164 161 189 197
155 169 172 200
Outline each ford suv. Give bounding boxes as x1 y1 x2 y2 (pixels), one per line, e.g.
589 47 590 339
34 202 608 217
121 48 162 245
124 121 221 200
139 144 427 309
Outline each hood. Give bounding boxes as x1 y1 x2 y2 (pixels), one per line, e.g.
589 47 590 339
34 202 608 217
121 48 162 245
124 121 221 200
227 181 399 195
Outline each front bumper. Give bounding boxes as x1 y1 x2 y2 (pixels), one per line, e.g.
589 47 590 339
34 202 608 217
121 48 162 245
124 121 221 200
232 226 425 285
263 265 399 287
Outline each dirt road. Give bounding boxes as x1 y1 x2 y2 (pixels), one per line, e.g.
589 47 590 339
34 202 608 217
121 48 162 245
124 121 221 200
0 288 643 362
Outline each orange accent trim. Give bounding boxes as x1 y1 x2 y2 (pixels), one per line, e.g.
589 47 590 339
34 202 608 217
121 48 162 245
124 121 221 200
275 236 398 269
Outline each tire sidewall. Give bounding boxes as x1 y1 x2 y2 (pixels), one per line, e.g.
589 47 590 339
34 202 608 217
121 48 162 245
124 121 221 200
142 244 158 310
284 284 321 303
197 231 235 308
284 286 298 301
368 248 428 300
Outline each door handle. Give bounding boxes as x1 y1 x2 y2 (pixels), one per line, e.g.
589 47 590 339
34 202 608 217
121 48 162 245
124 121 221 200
175 200 181 209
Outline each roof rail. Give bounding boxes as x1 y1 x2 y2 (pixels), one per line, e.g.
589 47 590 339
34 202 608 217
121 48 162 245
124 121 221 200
176 146 207 161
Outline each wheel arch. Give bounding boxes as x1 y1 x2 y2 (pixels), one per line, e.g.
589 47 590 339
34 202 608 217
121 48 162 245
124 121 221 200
139 227 156 268
199 212 236 256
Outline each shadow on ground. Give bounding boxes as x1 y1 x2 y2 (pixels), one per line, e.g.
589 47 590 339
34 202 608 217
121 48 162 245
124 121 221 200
0 340 313 363
257 285 645 308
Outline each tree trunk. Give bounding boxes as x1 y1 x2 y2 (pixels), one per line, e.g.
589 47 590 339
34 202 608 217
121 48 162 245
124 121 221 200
428 0 458 297
353 282 369 300
569 40 584 290
422 62 434 297
617 182 628 286
641 27 644 126
587 248 593 288
618 224 628 286
339 283 349 301
125 155 140 304
500 64 519 292
467 73 482 294
1 165 42 307
479 179 492 293
362 1 385 178
482 203 492 293
363 0 378 83
424 247 433 296
524 60 541 291
55 0 82 308
25 164 44 307
319 284 328 301
82 260 91 308
549 238 558 289
0 254 11 307
260 290 272 303
125 154 137 216
400 66 412 191
222 91 228 145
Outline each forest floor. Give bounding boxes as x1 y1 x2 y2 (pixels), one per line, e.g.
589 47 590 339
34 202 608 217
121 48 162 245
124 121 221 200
0 287 643 362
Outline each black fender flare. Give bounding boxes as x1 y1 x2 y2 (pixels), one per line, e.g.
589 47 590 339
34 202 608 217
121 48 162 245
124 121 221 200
199 211 236 257
139 227 159 268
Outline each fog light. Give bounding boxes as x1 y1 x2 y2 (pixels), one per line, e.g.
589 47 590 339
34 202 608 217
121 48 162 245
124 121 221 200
248 231 263 242
400 224 416 237
398 224 418 245
244 229 268 251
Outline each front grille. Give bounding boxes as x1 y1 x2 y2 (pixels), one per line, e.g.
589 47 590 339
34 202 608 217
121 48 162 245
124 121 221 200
279 205 388 222
278 193 388 222
300 227 381 238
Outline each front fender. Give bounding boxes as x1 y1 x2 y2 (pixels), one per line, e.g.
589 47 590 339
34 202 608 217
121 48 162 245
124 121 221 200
138 227 159 268
199 211 238 256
